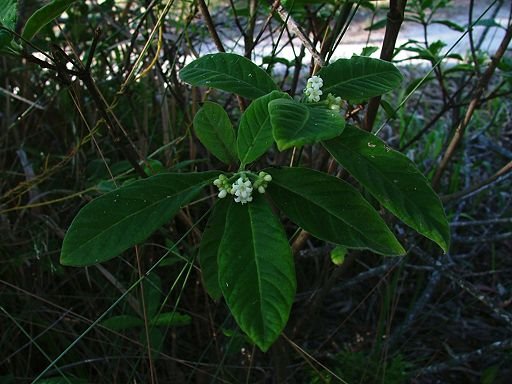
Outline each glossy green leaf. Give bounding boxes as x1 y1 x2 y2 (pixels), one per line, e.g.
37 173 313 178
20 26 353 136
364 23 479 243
180 53 278 100
269 99 345 151
238 91 291 166
218 197 296 351
266 167 405 256
61 172 217 266
150 312 191 327
22 0 77 41
0 0 18 53
0 0 16 29
194 101 237 164
323 125 450 252
318 56 403 101
101 315 144 331
198 198 230 300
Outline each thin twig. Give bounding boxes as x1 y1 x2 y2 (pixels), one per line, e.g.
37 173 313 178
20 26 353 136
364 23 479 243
415 337 512 376
272 1 324 67
441 160 512 202
432 12 512 189
363 0 407 131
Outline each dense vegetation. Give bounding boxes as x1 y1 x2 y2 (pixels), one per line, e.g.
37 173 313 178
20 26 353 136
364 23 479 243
1 0 511 382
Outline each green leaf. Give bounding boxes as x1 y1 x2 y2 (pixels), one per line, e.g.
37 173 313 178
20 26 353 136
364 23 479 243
193 101 237 164
0 0 18 53
143 274 162 318
432 19 464 32
180 53 278 100
323 125 450 252
238 91 291 166
380 99 397 119
330 246 347 265
150 312 191 327
472 19 503 29
360 46 379 57
0 0 17 32
262 55 293 67
61 172 217 266
269 99 345 151
101 315 144 331
139 328 164 357
364 18 387 31
198 198 230 300
318 56 403 101
22 0 77 41
266 167 405 256
218 197 296 351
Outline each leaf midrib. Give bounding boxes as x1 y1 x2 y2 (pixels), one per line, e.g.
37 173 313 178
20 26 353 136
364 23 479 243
328 137 446 247
323 71 400 94
273 102 310 148
247 203 268 343
67 180 209 259
271 178 382 247
239 114 271 166
184 58 277 97
202 111 236 163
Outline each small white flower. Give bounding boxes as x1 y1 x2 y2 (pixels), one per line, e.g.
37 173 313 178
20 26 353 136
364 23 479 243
258 186 265 194
263 174 272 182
304 75 324 102
304 88 323 102
231 176 253 204
307 75 323 90
218 189 227 198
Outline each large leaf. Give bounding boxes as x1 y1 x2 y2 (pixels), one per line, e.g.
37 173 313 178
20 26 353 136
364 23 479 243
323 126 450 252
193 101 238 164
218 197 296 351
238 91 290 166
61 172 217 266
266 167 405 256
318 56 403 101
179 53 278 100
269 99 345 151
0 0 17 52
22 0 77 41
198 198 230 300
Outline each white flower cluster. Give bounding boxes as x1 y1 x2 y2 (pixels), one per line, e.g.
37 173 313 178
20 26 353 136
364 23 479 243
231 176 253 204
326 93 342 111
304 75 323 102
213 172 273 205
